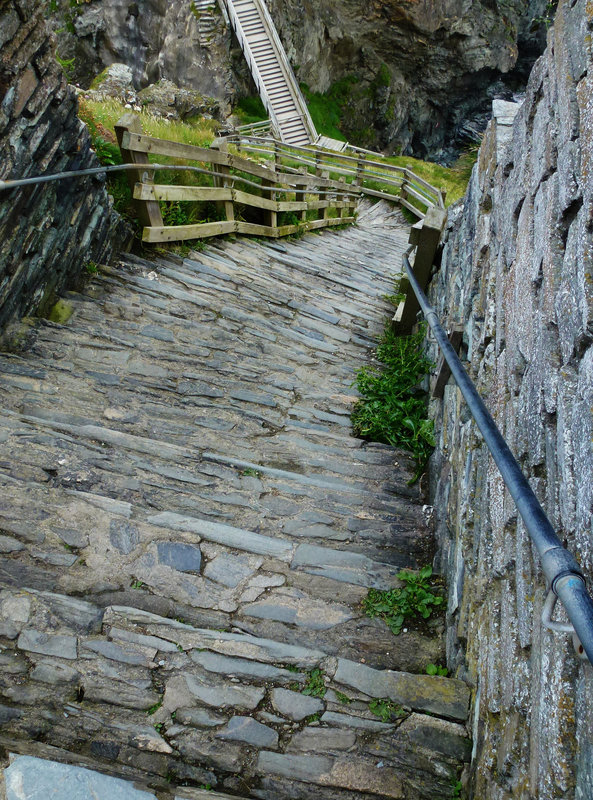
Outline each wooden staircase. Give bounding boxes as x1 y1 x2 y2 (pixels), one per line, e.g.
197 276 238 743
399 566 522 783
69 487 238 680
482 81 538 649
220 0 317 146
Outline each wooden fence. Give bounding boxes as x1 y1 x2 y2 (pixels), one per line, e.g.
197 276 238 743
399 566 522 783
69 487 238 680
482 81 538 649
115 114 360 244
224 134 446 218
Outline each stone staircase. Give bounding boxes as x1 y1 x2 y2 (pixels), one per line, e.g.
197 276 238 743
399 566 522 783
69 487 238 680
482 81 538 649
0 202 470 798
192 0 218 47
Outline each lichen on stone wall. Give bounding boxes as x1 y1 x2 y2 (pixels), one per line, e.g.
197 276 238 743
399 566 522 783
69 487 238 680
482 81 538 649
427 1 593 796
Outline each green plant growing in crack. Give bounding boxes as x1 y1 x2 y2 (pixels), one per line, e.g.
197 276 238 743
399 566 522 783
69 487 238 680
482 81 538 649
154 722 165 734
146 699 163 716
241 467 262 478
369 698 407 722
351 322 434 472
426 663 448 677
363 565 444 635
301 668 327 698
334 690 352 705
130 579 147 590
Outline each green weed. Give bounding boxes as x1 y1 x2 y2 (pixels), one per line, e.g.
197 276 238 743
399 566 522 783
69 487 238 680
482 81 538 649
234 95 268 126
130 579 147 590
351 323 434 468
304 712 322 724
426 663 448 677
363 565 444 635
369 698 407 722
241 467 262 478
334 690 352 705
302 668 327 698
146 700 163 715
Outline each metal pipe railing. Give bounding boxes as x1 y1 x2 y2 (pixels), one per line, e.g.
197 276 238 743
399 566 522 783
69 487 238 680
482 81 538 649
0 163 361 199
403 250 593 664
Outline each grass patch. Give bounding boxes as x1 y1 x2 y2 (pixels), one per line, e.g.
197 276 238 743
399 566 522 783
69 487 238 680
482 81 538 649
351 322 434 469
234 95 268 126
364 565 444 636
77 96 220 229
300 78 358 142
426 663 448 677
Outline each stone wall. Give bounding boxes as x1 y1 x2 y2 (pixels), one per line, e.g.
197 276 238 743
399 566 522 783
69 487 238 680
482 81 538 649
427 1 593 797
0 0 118 332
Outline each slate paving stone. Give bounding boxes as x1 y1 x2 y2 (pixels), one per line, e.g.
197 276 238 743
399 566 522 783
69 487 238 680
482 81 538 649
203 553 258 587
5 756 157 800
109 520 140 554
270 688 323 721
217 716 279 748
157 541 202 573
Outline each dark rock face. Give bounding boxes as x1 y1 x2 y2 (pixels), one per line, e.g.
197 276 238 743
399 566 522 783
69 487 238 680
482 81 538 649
428 0 593 795
49 0 233 111
0 0 120 332
267 0 551 159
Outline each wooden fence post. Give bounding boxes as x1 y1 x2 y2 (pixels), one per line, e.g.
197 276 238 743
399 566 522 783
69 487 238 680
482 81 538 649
339 177 347 219
393 206 447 333
297 166 308 223
262 179 278 230
355 153 366 186
115 113 163 229
218 140 235 224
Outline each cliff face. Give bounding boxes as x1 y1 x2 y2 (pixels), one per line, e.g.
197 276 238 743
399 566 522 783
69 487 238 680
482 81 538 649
53 0 549 159
427 0 593 795
50 0 235 114
0 0 119 333
267 0 549 157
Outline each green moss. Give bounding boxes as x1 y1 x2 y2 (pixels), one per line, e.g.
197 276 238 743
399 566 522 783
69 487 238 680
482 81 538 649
234 95 268 125
301 77 360 142
373 63 391 89
89 67 111 91
47 299 74 324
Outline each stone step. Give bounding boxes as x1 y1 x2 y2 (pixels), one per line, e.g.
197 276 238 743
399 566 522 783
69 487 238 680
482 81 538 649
0 591 470 799
0 208 470 797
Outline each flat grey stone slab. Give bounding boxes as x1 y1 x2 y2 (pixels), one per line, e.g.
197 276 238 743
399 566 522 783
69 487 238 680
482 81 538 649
157 541 202 572
334 659 470 721
217 715 278 748
185 674 265 710
257 751 333 783
191 650 292 681
5 755 156 800
241 588 353 630
321 710 394 731
17 630 77 660
203 553 257 587
270 688 323 721
148 512 294 561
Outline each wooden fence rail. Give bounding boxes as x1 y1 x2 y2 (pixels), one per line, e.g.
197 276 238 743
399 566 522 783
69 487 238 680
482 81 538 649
224 134 446 218
115 115 360 243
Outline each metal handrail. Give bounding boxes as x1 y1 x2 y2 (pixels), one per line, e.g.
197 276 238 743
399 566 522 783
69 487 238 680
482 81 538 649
403 250 593 664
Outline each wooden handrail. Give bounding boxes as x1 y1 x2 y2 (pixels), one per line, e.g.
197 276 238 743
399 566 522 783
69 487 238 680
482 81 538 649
226 133 445 213
116 115 359 244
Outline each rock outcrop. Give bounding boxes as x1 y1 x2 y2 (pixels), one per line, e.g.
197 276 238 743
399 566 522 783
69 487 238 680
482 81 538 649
427 0 593 796
0 0 121 334
50 0 551 159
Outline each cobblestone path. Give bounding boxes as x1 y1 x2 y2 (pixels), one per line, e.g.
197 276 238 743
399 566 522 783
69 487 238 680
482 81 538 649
0 202 470 799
